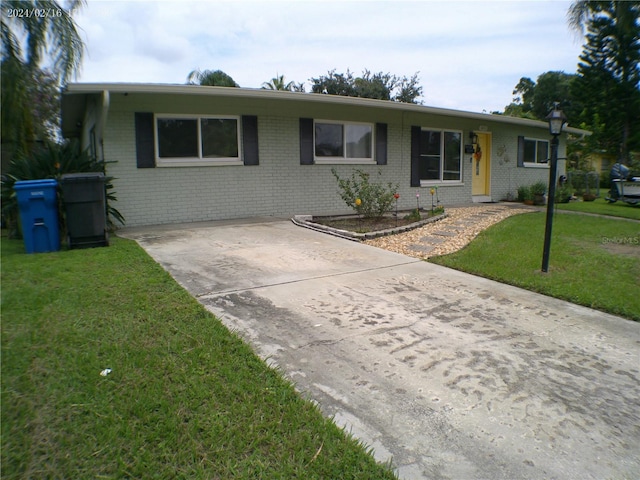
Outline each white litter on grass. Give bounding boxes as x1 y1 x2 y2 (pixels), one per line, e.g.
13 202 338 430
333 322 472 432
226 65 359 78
100 369 112 376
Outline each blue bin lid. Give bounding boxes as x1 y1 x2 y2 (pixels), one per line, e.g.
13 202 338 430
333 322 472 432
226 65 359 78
14 179 58 190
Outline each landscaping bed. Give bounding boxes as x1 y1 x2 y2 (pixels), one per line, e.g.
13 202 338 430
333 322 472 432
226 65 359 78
292 209 446 241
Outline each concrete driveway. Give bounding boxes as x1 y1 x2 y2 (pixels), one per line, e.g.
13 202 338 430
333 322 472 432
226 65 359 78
120 218 640 480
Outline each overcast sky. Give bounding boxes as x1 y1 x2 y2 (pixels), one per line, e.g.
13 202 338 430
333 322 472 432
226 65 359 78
71 0 585 114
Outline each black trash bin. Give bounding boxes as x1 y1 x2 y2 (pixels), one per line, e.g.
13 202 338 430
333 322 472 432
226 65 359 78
61 172 109 249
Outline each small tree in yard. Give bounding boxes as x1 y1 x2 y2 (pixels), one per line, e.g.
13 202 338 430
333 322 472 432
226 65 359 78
331 168 398 218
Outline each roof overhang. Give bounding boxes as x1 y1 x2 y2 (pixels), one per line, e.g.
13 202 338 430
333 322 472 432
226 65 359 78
61 82 591 138
61 92 89 138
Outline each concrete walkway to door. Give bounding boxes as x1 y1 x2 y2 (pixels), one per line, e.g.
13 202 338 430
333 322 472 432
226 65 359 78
120 218 640 480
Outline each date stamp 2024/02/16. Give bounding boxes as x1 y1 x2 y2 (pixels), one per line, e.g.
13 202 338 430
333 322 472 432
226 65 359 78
5 6 76 19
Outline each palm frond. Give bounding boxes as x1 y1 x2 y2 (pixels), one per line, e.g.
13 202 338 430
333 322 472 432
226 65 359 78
567 0 591 35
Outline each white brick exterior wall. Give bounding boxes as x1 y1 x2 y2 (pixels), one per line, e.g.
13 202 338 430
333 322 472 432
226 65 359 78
101 93 566 227
488 126 567 202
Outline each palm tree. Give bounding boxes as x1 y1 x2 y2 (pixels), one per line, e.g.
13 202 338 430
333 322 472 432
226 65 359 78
261 74 305 92
262 74 294 91
1 0 85 83
567 0 592 35
186 69 239 87
1 0 85 160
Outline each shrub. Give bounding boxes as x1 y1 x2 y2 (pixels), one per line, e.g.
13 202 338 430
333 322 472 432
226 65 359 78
331 168 398 218
403 208 421 222
530 181 547 196
555 184 573 203
568 170 599 195
517 185 531 202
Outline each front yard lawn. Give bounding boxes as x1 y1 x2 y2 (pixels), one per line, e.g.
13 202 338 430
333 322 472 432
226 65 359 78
555 196 640 220
1 236 397 479
429 212 639 321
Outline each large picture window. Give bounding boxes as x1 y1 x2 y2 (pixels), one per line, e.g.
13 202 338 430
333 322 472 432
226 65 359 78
155 115 240 166
315 121 373 163
419 129 461 182
201 118 239 158
157 118 198 158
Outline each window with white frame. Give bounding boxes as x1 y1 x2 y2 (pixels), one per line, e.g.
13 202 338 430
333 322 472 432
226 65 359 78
419 129 462 182
314 121 373 163
523 137 549 165
155 115 241 165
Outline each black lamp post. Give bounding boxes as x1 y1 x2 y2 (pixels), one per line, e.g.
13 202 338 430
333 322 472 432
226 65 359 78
541 103 567 273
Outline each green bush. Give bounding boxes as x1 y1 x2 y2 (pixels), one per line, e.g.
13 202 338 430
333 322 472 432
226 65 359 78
403 208 421 221
530 181 547 196
331 168 399 218
517 185 531 202
568 170 599 195
555 184 573 203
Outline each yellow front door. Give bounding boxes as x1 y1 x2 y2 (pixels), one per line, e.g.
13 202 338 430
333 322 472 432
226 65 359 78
472 133 491 196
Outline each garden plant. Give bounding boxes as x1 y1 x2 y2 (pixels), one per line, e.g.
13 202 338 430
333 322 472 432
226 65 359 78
331 168 399 219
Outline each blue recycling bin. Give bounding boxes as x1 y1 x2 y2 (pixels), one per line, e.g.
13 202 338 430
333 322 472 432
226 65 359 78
14 179 60 253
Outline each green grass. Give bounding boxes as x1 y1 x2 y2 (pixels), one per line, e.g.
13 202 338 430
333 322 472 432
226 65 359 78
430 212 640 321
1 237 397 479
555 196 640 220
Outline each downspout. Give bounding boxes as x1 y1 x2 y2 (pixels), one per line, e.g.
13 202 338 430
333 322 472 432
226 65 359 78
100 90 110 162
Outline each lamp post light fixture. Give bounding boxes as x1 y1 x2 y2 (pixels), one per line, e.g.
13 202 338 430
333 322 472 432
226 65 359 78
541 103 567 273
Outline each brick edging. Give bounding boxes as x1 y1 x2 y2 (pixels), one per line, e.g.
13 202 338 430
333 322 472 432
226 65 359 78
291 213 449 241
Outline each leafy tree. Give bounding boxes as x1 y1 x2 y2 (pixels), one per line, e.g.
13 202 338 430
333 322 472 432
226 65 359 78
394 72 424 104
1 0 85 163
310 69 423 104
569 0 640 160
503 77 538 119
502 103 537 119
511 77 536 108
310 69 357 96
354 70 393 100
187 69 239 87
503 72 576 122
261 74 304 91
531 72 576 120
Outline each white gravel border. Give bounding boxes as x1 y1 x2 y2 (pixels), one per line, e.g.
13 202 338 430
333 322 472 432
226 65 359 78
364 204 533 259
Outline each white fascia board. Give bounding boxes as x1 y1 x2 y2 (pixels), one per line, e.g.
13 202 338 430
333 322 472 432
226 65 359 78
62 83 591 136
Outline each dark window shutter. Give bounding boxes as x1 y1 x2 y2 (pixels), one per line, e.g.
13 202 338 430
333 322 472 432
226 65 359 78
242 115 259 165
135 112 155 168
376 123 387 165
517 136 525 167
410 126 421 187
300 118 314 165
